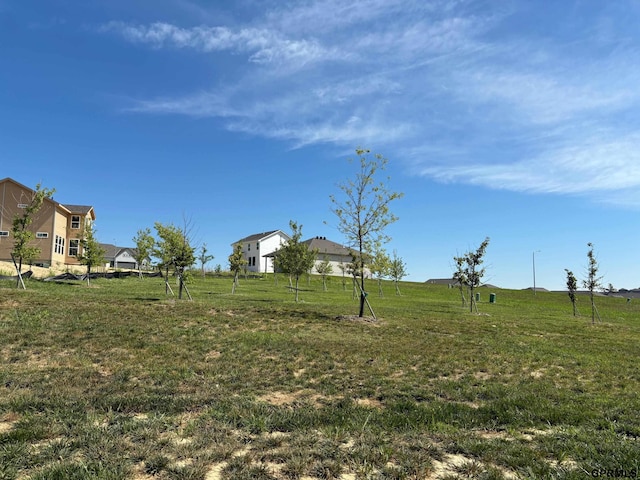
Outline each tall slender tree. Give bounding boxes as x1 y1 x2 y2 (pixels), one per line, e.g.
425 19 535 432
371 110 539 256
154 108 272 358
228 244 247 294
330 148 403 317
274 221 317 302
583 242 603 324
133 228 155 278
370 247 391 297
564 268 578 316
11 183 55 288
315 255 333 291
452 256 468 307
154 222 195 299
453 237 490 313
389 250 407 296
198 243 214 278
77 222 105 286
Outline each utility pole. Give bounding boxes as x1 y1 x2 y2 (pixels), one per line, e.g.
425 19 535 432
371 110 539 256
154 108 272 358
533 250 540 295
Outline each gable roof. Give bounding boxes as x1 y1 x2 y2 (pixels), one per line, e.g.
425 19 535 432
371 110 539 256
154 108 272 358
302 236 352 257
0 177 95 219
99 243 137 259
233 230 289 245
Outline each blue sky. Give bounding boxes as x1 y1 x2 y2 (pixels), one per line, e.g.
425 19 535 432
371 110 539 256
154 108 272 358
2 0 639 291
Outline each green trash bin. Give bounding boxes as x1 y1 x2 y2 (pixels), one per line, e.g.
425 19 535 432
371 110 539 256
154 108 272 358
489 293 496 304
475 293 480 302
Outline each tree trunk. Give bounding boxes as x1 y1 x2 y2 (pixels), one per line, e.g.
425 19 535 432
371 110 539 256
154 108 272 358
458 286 466 307
295 275 299 302
358 273 366 317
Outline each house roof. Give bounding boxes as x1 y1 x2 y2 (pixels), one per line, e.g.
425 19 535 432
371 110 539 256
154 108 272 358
302 236 352 257
425 278 458 285
233 230 289 245
99 243 137 259
0 177 95 219
63 204 94 214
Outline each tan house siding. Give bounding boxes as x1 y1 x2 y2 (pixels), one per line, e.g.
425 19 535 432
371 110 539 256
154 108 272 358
0 178 96 268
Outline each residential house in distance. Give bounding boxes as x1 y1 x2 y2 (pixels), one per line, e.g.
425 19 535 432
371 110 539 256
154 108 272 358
0 177 96 268
232 230 290 273
302 236 356 276
100 244 140 270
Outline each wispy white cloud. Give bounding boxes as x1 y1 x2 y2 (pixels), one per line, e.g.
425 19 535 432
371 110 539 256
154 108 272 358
100 21 339 66
420 132 640 195
100 0 640 206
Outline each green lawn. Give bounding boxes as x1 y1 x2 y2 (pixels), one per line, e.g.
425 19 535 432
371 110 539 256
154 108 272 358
1 274 639 479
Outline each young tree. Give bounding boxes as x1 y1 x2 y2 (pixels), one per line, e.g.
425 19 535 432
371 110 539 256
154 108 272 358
198 243 214 278
154 222 195 299
389 250 407 295
453 237 490 313
337 261 347 291
452 256 468 307
77 222 106 286
330 148 403 317
228 244 247 294
370 248 391 297
315 255 333 291
275 221 317 302
11 183 55 288
133 228 155 278
583 242 603 324
564 268 578 316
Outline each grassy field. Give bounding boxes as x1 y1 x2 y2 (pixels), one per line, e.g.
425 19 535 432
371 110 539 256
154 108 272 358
1 273 639 479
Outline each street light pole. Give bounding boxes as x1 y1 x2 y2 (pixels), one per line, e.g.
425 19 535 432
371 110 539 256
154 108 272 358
533 250 540 295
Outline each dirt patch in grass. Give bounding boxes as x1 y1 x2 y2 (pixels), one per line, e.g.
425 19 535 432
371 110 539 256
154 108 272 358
258 389 332 407
0 412 20 434
355 398 384 409
334 315 381 325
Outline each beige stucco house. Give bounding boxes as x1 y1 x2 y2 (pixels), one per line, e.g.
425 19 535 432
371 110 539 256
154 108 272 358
0 177 96 268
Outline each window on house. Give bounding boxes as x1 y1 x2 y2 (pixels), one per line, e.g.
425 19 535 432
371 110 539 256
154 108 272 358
71 216 81 229
248 243 251 251
36 232 49 239
0 231 9 237
54 235 65 255
69 239 79 256
257 242 260 250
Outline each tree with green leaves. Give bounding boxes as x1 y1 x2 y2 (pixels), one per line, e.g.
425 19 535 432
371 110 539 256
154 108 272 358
275 221 317 302
370 248 391 297
583 242 603 324
330 148 403 317
315 255 333 291
452 255 468 307
154 222 195 299
77 222 105 286
198 243 214 278
228 243 247 294
11 183 55 288
564 268 578 316
389 250 407 296
453 237 490 313
133 228 155 279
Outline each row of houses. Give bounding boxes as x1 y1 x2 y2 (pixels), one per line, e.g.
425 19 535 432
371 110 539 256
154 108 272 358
232 230 356 276
1 178 357 275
